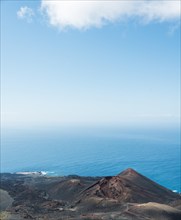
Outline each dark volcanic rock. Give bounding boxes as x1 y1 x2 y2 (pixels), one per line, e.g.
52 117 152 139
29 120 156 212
0 168 180 220
79 168 180 204
126 202 181 220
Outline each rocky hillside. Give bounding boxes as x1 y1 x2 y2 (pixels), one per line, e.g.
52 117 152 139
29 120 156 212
0 168 180 220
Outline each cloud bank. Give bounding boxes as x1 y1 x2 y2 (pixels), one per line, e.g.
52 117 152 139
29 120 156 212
17 6 34 22
41 0 180 30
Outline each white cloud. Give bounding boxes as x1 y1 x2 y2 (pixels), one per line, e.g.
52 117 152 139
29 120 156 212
41 0 180 30
17 6 34 22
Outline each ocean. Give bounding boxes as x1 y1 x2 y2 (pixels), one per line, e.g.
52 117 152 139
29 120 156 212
1 126 180 193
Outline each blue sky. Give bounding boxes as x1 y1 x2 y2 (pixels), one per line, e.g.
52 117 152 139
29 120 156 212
1 0 180 128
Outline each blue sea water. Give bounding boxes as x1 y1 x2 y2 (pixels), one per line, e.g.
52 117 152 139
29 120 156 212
1 126 180 192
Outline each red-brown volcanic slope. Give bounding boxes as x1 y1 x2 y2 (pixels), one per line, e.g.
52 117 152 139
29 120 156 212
80 168 179 204
0 168 180 220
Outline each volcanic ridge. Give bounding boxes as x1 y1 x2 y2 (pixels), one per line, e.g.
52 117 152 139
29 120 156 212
0 168 180 220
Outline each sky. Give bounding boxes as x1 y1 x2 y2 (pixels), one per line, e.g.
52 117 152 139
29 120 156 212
1 0 181 129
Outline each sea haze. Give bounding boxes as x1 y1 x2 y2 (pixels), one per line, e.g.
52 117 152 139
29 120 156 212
1 126 180 192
